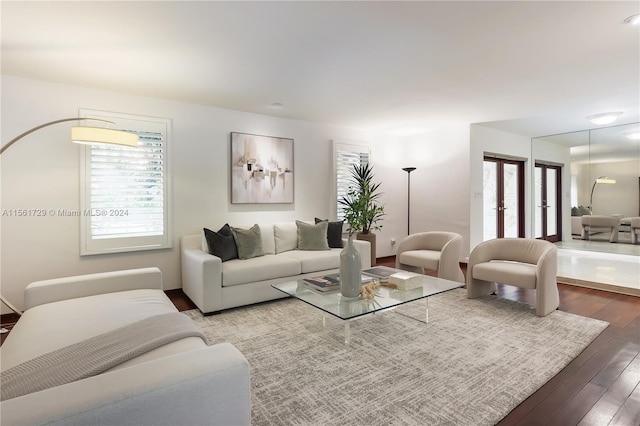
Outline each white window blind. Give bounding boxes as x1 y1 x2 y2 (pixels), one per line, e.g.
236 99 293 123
80 110 171 255
333 141 370 221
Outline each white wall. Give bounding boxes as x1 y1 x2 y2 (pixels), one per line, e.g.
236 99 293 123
368 126 471 259
578 160 640 217
0 75 369 311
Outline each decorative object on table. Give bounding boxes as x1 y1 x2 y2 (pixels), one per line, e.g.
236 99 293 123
339 163 385 266
388 271 424 290
0 117 138 317
339 234 362 298
360 280 399 299
402 167 416 235
303 277 340 292
362 266 398 279
230 132 294 204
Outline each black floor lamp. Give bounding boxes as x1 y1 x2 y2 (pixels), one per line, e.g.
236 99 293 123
402 167 416 235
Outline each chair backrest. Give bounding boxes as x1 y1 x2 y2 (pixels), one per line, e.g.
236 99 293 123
409 231 461 251
473 238 555 265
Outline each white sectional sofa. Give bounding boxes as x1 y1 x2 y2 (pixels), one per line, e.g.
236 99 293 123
0 268 251 425
181 221 371 315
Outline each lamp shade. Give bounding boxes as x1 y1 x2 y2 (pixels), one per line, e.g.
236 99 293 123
71 126 138 147
595 177 616 184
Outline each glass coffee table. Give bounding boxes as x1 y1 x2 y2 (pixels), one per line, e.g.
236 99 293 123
272 274 463 348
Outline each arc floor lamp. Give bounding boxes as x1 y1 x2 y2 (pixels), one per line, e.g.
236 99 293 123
0 117 138 319
589 176 616 213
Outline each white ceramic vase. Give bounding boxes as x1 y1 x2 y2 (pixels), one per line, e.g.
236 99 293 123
340 234 362 298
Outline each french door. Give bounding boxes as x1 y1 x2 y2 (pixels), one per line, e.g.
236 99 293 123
534 163 562 242
483 157 525 239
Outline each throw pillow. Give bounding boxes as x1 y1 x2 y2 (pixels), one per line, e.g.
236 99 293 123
203 224 238 262
296 220 330 251
274 222 298 253
315 218 344 248
231 224 264 259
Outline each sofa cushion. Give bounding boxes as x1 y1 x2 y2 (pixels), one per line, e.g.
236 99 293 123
472 261 537 289
274 222 298 253
315 218 344 248
222 255 301 286
231 224 264 260
296 220 330 250
278 249 341 273
203 225 238 262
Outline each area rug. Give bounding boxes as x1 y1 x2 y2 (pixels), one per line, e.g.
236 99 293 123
184 289 609 426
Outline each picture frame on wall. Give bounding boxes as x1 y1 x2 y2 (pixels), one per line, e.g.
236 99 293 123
230 132 294 204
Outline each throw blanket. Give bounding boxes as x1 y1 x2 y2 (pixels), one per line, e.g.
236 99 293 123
1 312 206 401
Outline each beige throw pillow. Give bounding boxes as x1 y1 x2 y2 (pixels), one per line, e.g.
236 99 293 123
296 220 330 251
231 224 264 259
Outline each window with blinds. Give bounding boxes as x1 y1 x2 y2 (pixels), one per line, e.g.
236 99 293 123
333 141 370 221
80 110 171 255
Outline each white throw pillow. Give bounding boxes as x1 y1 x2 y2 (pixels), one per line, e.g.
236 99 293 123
274 222 298 253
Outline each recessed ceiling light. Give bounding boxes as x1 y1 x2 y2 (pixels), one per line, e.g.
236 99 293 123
585 112 623 125
270 102 283 109
624 13 640 25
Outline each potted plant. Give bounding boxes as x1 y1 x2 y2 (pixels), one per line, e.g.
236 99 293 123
339 163 385 265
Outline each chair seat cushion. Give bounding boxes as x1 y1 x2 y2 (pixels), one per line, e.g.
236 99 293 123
222 255 301 286
398 250 440 270
472 261 537 289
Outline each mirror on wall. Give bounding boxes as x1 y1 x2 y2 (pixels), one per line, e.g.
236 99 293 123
532 122 640 255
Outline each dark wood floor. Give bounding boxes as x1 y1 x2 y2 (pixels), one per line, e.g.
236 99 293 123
2 256 639 425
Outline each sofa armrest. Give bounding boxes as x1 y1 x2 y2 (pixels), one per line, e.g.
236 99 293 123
0 343 251 426
181 235 223 314
344 238 372 269
24 267 163 310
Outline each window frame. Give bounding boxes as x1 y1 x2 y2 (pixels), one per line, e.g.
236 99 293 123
79 109 172 256
333 140 370 222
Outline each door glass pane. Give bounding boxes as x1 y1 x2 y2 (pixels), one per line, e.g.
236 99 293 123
546 168 557 235
503 163 519 238
483 161 497 240
534 167 543 238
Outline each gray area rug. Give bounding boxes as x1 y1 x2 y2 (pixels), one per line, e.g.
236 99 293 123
184 288 609 425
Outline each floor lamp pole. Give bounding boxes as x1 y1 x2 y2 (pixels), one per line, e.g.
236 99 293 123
402 167 416 235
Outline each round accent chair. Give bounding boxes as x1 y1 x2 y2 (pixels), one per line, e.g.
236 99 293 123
395 231 465 283
467 238 558 317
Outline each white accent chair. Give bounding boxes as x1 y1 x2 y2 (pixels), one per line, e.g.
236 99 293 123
395 231 465 283
581 215 619 243
467 238 558 317
631 217 640 245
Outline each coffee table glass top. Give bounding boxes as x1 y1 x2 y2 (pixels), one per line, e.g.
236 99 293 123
272 276 463 321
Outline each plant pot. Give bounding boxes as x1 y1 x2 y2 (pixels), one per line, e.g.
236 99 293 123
356 232 376 266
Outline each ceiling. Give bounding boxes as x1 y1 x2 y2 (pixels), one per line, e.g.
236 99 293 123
2 1 639 138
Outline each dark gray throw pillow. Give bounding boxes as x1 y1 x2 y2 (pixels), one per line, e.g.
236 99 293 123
315 218 344 248
204 224 238 262
231 224 264 259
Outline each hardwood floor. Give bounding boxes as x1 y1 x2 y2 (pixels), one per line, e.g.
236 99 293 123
2 256 638 425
